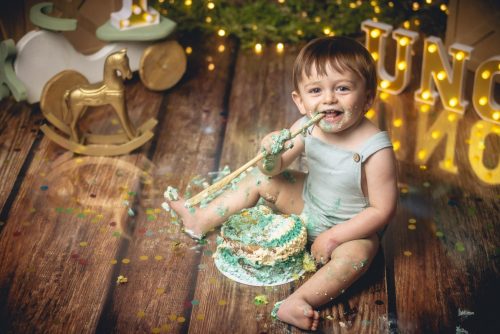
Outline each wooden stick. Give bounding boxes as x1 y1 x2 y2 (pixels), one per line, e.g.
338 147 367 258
185 113 325 207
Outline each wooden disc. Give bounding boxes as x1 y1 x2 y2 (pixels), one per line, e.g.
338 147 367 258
40 70 89 125
139 40 187 91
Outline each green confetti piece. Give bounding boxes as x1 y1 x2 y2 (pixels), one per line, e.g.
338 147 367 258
112 231 121 237
254 295 268 305
128 191 136 196
128 208 135 216
455 242 465 252
436 231 444 238
77 213 86 219
147 214 156 221
55 207 64 213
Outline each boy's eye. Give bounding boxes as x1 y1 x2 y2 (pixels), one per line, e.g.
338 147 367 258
308 87 321 94
337 86 350 92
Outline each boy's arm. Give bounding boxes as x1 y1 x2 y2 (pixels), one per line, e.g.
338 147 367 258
258 118 306 176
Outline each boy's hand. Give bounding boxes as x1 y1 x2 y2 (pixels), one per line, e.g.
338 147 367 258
260 129 292 172
311 231 340 265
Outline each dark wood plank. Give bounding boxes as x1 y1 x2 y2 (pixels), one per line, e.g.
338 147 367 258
105 37 237 333
0 99 42 214
0 79 164 333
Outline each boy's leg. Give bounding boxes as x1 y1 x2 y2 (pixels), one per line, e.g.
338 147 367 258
168 169 306 237
276 234 379 330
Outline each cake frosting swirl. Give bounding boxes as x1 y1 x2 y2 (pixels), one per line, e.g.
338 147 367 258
214 205 308 286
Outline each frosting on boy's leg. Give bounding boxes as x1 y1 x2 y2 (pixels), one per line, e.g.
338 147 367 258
164 186 179 201
271 300 284 320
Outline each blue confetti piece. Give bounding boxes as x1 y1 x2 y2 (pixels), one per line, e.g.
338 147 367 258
40 185 48 191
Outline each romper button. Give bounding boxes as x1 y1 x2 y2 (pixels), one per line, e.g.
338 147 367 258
353 153 361 162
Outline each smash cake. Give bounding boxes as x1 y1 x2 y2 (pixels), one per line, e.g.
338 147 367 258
214 205 314 286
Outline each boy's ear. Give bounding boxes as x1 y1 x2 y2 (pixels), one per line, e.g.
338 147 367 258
364 92 375 112
292 91 307 115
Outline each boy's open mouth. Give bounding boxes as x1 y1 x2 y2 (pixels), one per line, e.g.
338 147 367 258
320 110 343 121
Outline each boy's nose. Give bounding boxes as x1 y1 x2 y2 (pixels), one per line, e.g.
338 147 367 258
323 91 337 104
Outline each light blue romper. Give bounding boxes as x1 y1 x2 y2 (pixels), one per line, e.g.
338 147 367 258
299 117 393 241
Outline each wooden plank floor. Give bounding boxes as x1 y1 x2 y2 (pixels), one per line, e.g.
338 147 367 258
0 35 499 333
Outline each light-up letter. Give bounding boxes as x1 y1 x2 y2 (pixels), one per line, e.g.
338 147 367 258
473 56 500 125
373 93 407 160
468 121 500 184
414 103 463 173
111 0 159 30
362 20 419 94
415 37 472 114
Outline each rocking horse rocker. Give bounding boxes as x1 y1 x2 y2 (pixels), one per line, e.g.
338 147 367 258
40 49 157 156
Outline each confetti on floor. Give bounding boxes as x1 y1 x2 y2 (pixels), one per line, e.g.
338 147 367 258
254 295 269 305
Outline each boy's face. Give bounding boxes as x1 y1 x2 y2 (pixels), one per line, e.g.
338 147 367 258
292 63 373 134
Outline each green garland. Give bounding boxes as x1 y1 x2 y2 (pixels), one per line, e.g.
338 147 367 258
152 0 449 49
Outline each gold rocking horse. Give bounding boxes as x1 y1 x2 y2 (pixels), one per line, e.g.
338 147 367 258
40 49 157 156
65 49 136 143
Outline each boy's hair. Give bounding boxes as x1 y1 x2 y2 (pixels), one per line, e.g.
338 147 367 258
293 36 377 100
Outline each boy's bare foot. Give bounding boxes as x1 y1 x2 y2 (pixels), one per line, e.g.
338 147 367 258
276 297 320 331
167 196 205 239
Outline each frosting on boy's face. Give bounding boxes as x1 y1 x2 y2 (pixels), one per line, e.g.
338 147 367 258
292 63 372 135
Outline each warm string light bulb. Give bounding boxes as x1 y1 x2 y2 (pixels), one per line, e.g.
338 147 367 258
276 43 284 53
254 43 263 54
217 29 226 37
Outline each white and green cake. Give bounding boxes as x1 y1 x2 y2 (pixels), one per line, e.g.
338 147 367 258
214 205 309 286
